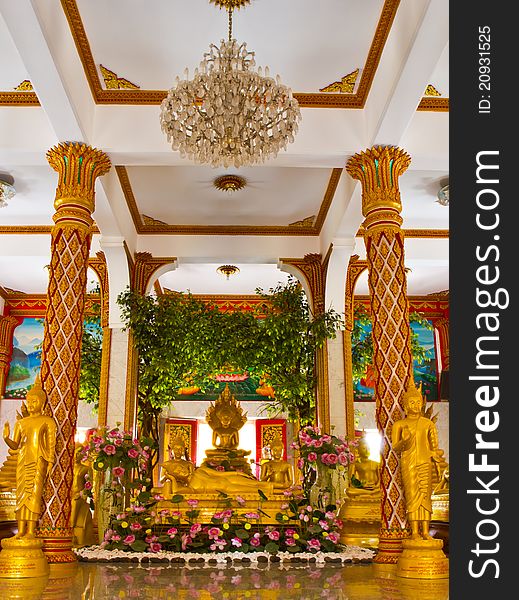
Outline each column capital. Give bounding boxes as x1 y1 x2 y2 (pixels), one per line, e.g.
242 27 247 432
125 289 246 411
346 146 410 221
46 142 111 216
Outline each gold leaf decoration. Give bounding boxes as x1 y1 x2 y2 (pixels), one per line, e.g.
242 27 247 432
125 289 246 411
142 214 168 226
14 80 33 91
99 65 140 90
319 69 359 94
289 215 315 228
424 84 441 97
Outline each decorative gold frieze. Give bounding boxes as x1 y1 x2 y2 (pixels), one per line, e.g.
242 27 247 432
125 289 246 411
319 69 359 94
424 84 441 97
289 215 315 228
142 214 168 226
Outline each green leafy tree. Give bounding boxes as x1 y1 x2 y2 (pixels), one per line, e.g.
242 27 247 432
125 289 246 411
78 288 103 412
253 279 343 425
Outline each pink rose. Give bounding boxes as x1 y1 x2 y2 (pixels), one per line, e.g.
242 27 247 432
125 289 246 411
338 452 349 466
208 527 221 540
84 481 92 490
307 538 321 550
149 542 162 553
267 530 280 541
167 527 178 536
231 537 242 547
112 466 125 477
250 537 261 547
181 534 190 550
189 523 202 537
128 449 139 459
187 499 199 507
327 532 339 543
103 444 116 455
123 534 135 544
244 512 260 520
130 522 142 531
327 453 338 465
312 439 323 448
307 452 318 463
285 537 296 546
111 534 121 542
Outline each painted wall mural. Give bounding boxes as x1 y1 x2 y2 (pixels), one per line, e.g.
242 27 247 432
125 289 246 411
5 317 44 399
353 319 438 402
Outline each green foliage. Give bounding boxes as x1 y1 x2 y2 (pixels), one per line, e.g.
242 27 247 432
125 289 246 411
254 279 343 424
351 303 433 384
79 313 103 411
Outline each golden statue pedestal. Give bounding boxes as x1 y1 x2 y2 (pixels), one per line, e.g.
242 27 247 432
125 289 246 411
338 496 381 548
156 492 285 524
396 538 449 579
202 450 253 476
0 536 50 579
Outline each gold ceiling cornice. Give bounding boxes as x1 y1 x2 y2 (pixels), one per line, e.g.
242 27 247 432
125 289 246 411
116 166 342 237
0 225 101 234
39 0 447 113
0 91 40 106
417 97 449 112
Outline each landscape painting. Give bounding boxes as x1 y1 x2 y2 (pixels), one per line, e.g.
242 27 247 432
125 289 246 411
353 319 438 402
4 317 44 399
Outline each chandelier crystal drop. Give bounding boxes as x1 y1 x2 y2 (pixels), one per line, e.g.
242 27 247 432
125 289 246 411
160 4 301 168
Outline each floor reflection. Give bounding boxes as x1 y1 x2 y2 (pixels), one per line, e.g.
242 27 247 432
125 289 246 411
6 562 449 600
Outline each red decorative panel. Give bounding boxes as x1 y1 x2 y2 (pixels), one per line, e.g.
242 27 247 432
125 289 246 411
255 419 287 472
163 419 198 464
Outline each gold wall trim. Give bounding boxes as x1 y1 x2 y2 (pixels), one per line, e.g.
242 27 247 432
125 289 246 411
58 0 405 111
417 97 449 112
0 225 101 234
117 166 341 236
0 91 40 106
356 227 449 238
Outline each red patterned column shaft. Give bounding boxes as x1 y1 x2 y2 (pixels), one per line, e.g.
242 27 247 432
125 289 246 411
346 146 413 564
38 143 111 563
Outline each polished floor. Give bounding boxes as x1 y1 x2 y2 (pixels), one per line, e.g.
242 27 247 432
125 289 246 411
3 563 450 600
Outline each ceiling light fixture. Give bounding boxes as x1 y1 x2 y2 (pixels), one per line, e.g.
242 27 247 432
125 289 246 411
214 174 246 194
217 264 240 280
0 180 15 209
160 0 301 168
437 184 449 206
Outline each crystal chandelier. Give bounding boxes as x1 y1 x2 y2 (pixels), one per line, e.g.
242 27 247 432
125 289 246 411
160 0 301 168
0 179 15 209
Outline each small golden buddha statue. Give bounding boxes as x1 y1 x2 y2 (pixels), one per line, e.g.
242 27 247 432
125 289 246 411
159 435 195 499
71 444 95 548
346 435 380 499
339 433 381 548
260 434 293 492
204 384 252 474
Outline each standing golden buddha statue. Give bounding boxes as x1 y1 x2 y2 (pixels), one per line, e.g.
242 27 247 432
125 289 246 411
393 380 449 579
259 434 293 492
0 375 56 578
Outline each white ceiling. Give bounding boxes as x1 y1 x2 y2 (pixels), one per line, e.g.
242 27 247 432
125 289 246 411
0 0 449 302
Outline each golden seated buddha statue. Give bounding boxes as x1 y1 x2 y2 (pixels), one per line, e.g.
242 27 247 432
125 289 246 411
158 435 195 499
259 434 293 492
339 435 381 548
203 384 252 475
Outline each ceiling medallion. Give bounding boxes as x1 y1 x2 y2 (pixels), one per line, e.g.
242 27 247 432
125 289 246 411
0 180 15 209
160 1 301 168
217 265 240 280
214 174 246 194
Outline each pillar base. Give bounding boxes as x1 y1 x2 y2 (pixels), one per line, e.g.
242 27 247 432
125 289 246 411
373 528 408 564
0 536 50 579
397 538 449 579
40 533 77 565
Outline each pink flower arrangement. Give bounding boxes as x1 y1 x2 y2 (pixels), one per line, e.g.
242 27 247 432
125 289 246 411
294 425 355 471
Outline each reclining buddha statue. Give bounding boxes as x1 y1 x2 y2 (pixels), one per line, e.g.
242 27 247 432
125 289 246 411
157 385 273 498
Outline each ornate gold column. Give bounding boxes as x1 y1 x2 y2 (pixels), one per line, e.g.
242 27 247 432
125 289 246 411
346 146 412 564
38 142 111 563
280 254 330 431
0 315 19 398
